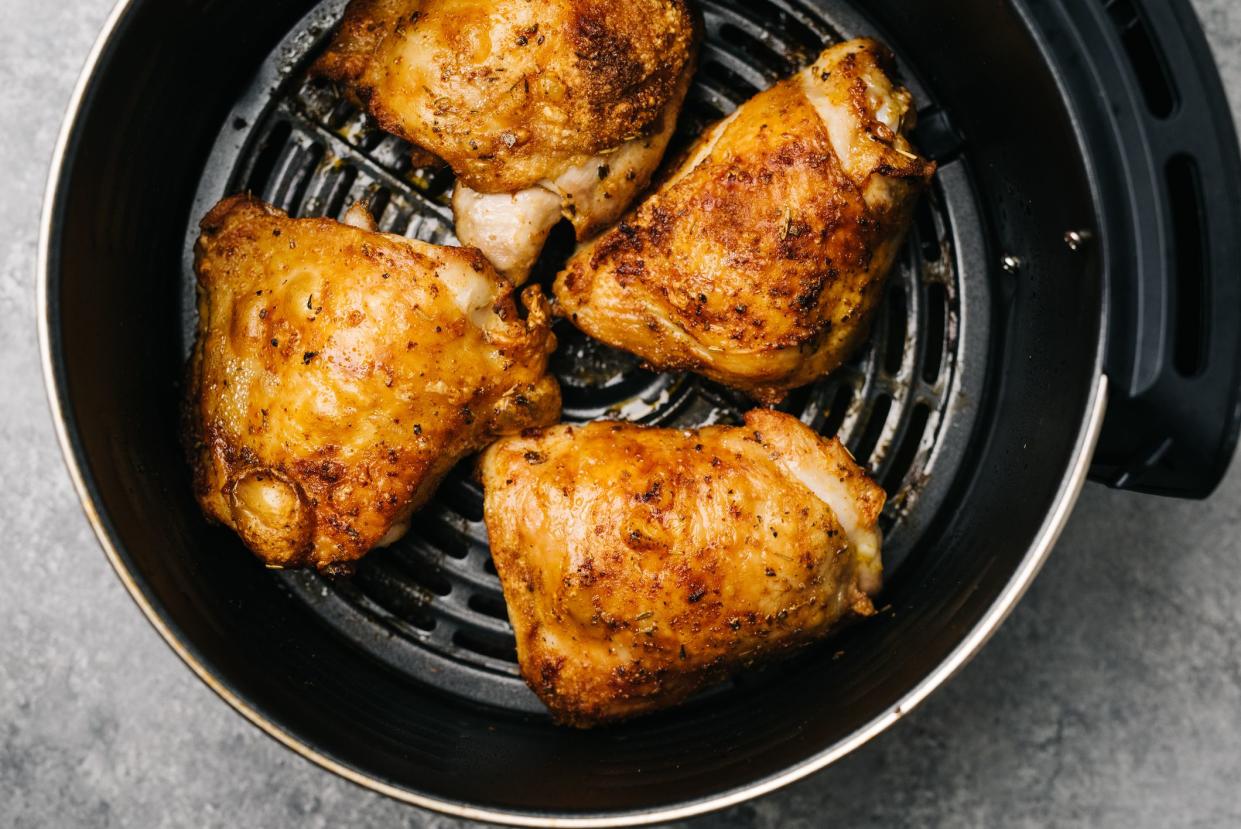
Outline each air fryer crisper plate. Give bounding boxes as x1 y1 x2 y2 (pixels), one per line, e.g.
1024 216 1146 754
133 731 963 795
184 0 991 713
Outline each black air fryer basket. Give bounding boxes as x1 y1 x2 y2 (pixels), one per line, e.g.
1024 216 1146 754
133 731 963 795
39 0 1241 824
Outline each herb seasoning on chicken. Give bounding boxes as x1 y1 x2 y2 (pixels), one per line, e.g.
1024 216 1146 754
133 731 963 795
314 0 700 284
479 409 884 726
186 195 560 570
556 39 936 403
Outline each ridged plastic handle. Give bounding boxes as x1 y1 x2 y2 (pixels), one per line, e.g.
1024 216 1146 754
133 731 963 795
1080 0 1241 498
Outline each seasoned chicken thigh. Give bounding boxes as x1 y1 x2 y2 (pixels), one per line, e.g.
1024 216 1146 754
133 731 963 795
480 409 884 726
314 0 699 283
187 195 559 571
556 39 936 403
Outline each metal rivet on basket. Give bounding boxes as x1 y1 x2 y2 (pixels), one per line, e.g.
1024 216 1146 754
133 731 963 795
1064 229 1094 251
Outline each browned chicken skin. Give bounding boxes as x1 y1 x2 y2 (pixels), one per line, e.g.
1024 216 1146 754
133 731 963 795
479 409 884 726
556 39 936 404
187 195 560 570
314 0 699 283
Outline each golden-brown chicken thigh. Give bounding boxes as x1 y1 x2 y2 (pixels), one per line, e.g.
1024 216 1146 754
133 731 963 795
187 195 559 570
556 39 936 404
314 0 699 283
479 409 884 726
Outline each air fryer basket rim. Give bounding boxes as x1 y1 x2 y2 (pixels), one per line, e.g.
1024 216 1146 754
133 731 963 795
37 0 1111 825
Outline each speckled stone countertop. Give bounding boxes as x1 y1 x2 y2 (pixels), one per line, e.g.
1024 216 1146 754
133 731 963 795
4 2 1241 827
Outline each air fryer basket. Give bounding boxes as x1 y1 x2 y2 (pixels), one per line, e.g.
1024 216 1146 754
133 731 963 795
183 0 991 713
40 0 1241 824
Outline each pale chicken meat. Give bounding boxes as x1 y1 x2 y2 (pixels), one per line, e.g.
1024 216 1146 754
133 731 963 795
556 39 936 404
186 195 559 571
313 0 699 283
479 409 884 726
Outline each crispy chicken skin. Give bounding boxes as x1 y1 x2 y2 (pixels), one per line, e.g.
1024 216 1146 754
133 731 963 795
187 195 560 570
479 409 884 726
555 39 936 404
313 0 699 284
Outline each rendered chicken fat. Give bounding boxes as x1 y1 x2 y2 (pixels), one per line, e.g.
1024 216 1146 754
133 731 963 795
479 409 885 726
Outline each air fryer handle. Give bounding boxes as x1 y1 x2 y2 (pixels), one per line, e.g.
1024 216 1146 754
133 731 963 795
1091 370 1241 500
1084 2 1241 499
1090 184 1241 499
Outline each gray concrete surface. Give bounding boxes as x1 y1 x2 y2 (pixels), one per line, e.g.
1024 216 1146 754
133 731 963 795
3 1 1241 826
